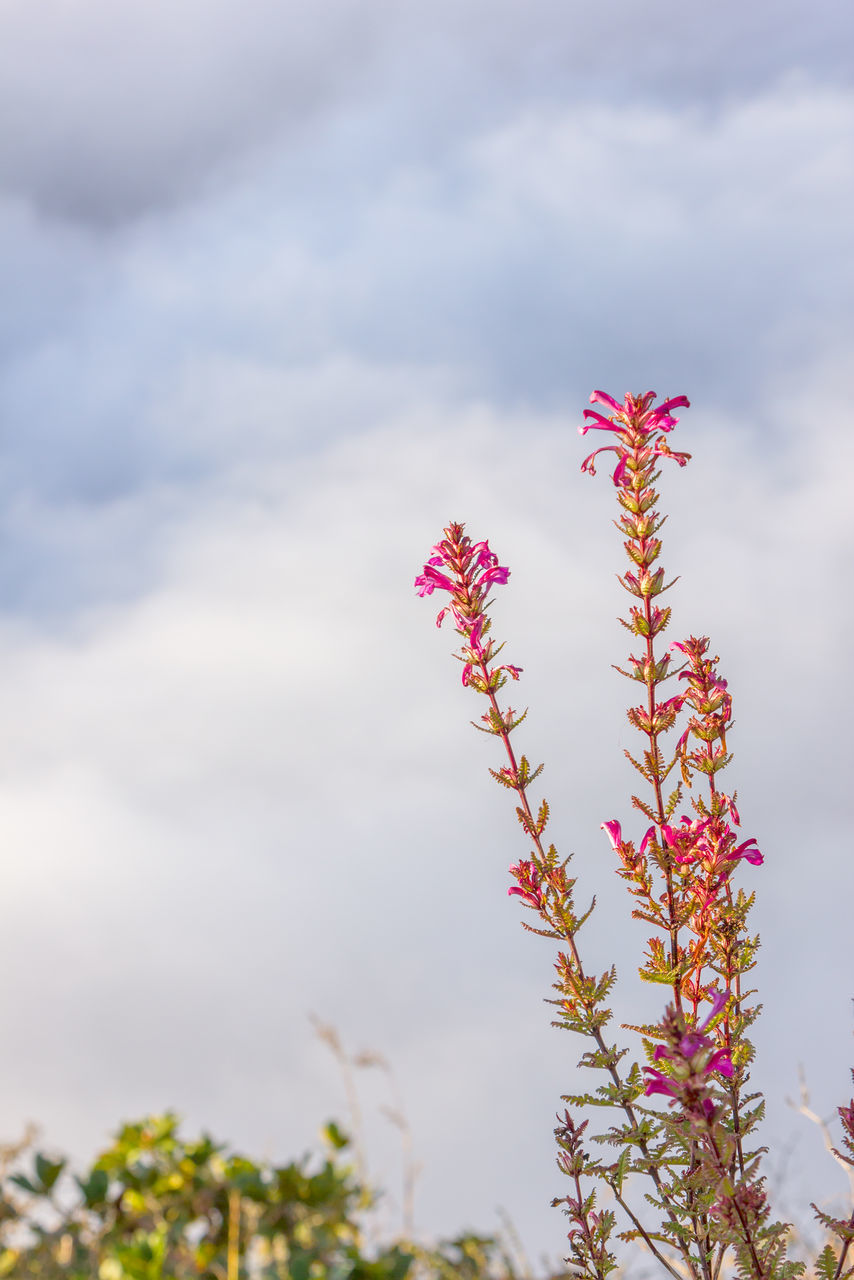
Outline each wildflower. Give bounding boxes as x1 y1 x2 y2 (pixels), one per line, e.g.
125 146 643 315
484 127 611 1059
643 994 734 1122
662 816 712 864
508 860 544 910
416 523 520 689
580 390 691 485
581 390 690 436
731 837 763 866
414 565 454 597
639 825 657 857
601 820 623 851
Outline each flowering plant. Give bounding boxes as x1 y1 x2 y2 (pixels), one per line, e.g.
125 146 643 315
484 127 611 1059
415 391 854 1280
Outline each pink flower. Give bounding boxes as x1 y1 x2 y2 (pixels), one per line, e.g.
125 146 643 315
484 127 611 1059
703 988 729 1023
580 391 690 438
580 443 622 480
471 540 499 568
643 1068 679 1101
705 1049 735 1077
676 990 731 1061
601 820 623 851
580 391 691 485
589 390 623 414
414 565 454 597
656 395 691 416
662 816 711 863
643 991 734 1114
730 837 763 866
416 525 515 684
508 860 544 910
639 825 657 857
580 409 624 435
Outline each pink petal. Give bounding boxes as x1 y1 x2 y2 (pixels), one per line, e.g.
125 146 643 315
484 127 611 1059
415 566 454 596
639 825 657 857
703 990 729 1023
590 390 623 413
643 1070 678 1100
580 409 622 435
601 820 622 850
657 396 691 414
706 1049 734 1078
611 454 630 487
732 838 763 865
580 445 619 476
507 886 542 909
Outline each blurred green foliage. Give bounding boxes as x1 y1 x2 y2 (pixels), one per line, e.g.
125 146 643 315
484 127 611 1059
0 1114 522 1279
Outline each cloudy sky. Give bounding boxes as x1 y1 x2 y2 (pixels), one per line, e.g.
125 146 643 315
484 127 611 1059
0 0 852 1267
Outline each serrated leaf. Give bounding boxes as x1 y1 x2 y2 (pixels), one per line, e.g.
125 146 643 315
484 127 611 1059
624 750 653 782
816 1244 843 1280
631 795 657 823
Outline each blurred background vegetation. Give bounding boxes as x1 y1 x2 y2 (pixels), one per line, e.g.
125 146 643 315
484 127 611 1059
0 1111 530 1279
0 1021 549 1279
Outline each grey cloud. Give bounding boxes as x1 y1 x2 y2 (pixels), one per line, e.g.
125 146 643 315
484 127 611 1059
0 0 850 227
0 0 395 225
0 76 850 621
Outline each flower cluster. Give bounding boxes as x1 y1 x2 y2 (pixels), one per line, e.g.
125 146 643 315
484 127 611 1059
415 524 521 690
644 990 734 1121
579 389 691 486
507 859 545 910
673 635 733 773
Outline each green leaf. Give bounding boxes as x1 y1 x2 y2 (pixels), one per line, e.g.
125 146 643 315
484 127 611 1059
611 1147 631 1197
34 1153 65 1193
8 1174 38 1194
815 1244 841 1280
321 1121 350 1151
77 1167 110 1207
289 1249 312 1280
